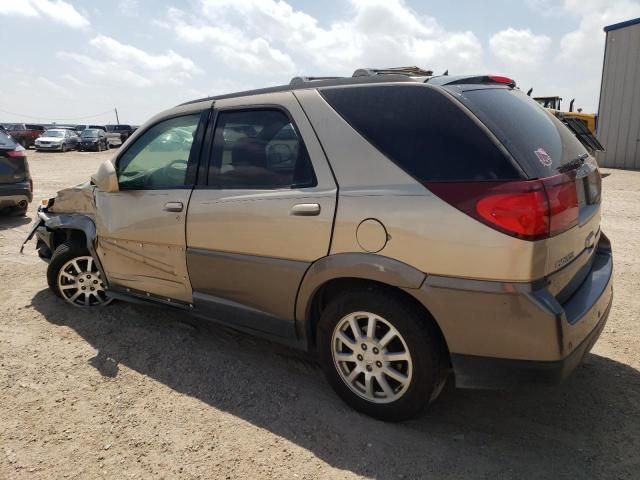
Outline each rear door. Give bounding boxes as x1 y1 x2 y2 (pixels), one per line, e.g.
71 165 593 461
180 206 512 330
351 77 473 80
186 92 337 337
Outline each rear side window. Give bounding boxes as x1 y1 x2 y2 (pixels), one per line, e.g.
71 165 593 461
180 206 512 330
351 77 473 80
451 87 588 178
320 85 521 182
208 109 317 189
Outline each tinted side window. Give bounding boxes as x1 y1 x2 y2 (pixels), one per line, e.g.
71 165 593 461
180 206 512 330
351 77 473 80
208 109 316 189
117 114 200 189
321 85 521 182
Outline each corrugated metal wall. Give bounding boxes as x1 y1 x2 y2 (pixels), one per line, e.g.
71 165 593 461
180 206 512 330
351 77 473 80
597 22 640 169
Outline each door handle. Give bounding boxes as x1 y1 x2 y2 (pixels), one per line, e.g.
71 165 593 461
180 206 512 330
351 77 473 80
290 203 321 216
164 202 184 212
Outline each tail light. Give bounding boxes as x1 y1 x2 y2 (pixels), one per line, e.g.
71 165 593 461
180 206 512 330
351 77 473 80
7 147 26 158
425 173 579 241
28 178 33 193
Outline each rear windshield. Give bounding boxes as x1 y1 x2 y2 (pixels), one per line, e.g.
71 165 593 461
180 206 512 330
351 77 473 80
320 85 521 182
450 87 588 178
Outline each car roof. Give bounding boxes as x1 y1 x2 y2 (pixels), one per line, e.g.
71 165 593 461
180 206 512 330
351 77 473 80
178 69 516 106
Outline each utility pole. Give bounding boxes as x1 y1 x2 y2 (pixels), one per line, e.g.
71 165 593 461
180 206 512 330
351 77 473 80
114 107 120 125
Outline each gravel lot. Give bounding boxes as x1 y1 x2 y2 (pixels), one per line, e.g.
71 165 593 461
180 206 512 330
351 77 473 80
1 150 639 479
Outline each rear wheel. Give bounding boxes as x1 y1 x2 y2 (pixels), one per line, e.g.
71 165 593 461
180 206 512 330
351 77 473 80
8 204 28 217
317 289 445 421
47 242 111 307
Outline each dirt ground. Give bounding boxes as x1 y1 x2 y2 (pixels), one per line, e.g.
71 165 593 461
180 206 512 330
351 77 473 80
1 149 639 479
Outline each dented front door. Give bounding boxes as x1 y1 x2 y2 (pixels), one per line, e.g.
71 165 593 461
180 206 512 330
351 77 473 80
94 113 203 303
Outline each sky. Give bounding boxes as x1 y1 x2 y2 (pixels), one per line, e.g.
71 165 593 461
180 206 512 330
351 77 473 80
0 0 639 125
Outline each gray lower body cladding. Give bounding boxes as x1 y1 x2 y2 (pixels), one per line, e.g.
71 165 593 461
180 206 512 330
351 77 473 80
186 247 310 339
407 234 613 388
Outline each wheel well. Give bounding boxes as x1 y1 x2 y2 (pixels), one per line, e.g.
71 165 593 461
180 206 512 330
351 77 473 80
307 277 450 358
50 228 88 253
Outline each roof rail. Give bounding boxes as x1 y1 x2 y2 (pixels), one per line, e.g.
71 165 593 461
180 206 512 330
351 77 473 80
289 76 343 87
352 66 434 78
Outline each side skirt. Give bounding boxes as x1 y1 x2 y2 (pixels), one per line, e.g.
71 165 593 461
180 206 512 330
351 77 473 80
106 288 308 351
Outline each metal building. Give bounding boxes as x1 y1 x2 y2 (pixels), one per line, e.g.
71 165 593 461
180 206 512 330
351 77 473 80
597 17 640 169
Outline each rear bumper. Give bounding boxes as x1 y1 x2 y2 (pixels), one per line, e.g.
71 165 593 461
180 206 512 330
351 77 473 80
450 295 611 388
407 234 614 389
0 182 33 207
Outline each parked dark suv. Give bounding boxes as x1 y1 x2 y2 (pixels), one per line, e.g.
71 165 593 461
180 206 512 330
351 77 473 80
105 124 134 142
24 68 613 421
1 130 32 216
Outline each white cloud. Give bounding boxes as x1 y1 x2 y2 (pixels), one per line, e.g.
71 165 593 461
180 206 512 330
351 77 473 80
37 76 73 98
118 0 139 17
58 35 201 88
162 0 484 79
489 28 552 67
0 0 89 29
556 0 640 110
0 0 39 17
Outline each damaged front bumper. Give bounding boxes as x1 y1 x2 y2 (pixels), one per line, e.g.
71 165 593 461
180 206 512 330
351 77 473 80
20 206 52 258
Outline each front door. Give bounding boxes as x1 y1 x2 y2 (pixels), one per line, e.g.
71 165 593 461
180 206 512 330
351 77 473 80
95 113 204 303
186 93 337 336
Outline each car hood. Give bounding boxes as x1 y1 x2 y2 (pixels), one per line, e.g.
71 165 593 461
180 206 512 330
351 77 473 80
49 181 97 217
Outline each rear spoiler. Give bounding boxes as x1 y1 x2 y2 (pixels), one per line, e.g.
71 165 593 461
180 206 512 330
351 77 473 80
561 118 604 152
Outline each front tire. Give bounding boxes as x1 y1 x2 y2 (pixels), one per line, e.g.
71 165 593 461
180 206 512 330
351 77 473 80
317 289 445 421
47 242 111 307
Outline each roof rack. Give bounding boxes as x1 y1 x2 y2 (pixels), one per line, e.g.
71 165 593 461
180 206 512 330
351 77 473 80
352 66 434 77
289 76 343 87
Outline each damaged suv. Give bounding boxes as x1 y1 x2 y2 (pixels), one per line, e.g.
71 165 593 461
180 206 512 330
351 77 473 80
23 68 614 421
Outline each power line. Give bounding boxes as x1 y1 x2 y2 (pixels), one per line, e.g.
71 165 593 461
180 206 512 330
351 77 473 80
0 107 115 122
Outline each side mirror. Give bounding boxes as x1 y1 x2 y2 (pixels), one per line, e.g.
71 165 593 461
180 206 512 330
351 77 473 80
91 159 119 193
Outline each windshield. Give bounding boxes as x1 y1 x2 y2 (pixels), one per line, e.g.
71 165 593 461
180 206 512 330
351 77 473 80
44 130 65 138
81 130 99 138
450 87 588 178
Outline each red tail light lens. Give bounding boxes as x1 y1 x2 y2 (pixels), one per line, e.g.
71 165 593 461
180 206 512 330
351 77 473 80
544 174 579 236
425 173 579 241
7 148 26 158
476 188 549 238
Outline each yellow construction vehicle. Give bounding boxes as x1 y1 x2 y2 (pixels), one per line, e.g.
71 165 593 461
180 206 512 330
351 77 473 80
527 91 603 152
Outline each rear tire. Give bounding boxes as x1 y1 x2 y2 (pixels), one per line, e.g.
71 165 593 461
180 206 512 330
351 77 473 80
8 205 28 217
317 289 445 421
47 241 111 307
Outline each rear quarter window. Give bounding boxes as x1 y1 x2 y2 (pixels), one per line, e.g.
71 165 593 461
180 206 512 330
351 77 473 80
320 84 521 182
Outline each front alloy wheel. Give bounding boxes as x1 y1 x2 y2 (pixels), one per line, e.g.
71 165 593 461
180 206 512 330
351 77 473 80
47 241 112 307
57 256 108 306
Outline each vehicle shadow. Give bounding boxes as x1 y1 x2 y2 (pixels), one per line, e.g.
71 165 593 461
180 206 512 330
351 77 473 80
31 289 640 479
0 214 31 231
